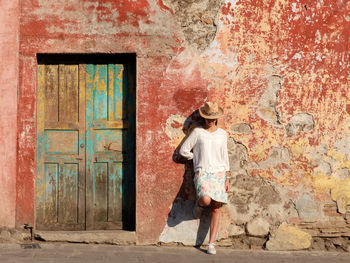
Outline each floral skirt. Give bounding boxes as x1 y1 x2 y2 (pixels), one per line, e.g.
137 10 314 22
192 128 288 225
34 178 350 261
194 169 227 204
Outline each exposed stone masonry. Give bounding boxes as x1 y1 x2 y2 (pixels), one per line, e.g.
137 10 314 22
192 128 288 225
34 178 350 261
220 138 350 251
285 113 315 137
257 75 282 126
162 0 223 53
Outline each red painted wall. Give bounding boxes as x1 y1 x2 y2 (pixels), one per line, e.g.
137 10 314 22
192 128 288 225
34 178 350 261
15 0 188 243
0 0 19 228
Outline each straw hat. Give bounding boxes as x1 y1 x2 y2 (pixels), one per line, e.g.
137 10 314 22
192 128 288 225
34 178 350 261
199 101 224 119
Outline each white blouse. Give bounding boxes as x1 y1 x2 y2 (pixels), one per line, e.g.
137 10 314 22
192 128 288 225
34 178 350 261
179 127 230 173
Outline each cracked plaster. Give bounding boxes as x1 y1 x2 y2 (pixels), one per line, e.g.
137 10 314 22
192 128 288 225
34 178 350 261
162 0 223 53
7 0 348 248
257 75 282 126
161 0 349 248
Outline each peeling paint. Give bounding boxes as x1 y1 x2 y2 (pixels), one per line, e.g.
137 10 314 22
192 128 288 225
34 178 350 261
163 0 223 53
285 113 315 137
2 0 348 248
257 75 282 126
165 114 186 147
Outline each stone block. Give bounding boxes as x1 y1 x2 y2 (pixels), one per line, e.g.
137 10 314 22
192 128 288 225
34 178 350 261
266 223 312 251
216 238 232 247
228 224 245 237
246 217 270 237
295 194 320 223
35 230 135 245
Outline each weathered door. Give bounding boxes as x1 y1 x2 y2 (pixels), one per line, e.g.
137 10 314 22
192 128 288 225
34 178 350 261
37 59 134 230
37 64 86 230
85 64 126 230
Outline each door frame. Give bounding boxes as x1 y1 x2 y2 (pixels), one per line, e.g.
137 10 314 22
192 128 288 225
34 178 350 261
35 54 137 231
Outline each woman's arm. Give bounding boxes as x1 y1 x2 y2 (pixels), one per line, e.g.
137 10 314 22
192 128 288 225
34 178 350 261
223 133 230 172
224 133 230 192
179 128 198 160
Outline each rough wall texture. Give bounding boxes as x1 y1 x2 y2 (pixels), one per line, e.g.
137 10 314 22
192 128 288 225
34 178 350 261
0 0 19 227
162 0 223 53
161 0 350 251
4 0 349 249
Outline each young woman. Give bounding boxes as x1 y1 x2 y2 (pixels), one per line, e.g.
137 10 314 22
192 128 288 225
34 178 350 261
179 101 230 255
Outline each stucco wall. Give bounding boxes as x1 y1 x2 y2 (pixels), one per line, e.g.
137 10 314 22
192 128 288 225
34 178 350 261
8 0 350 249
160 0 350 250
16 0 183 242
0 0 19 227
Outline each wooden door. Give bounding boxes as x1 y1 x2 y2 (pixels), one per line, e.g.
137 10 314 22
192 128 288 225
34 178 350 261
36 64 86 230
85 64 127 230
36 58 134 230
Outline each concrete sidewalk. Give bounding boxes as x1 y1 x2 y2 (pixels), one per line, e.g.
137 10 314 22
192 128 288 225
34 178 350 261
0 243 350 263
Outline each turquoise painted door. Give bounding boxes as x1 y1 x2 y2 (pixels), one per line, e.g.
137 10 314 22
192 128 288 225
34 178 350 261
85 64 128 230
37 60 134 230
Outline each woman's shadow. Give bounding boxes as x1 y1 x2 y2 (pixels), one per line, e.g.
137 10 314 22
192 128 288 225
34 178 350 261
167 110 210 249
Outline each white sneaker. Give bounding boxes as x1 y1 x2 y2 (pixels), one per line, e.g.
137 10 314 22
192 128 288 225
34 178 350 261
192 201 204 219
207 243 216 255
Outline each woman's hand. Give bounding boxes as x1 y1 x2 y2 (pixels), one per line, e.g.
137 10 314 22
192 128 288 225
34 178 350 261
225 179 229 193
225 171 230 192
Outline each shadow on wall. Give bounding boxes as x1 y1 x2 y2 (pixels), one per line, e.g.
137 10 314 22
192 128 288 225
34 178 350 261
160 110 211 246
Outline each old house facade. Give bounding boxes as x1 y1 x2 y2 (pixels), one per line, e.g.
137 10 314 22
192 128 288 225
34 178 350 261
0 0 349 249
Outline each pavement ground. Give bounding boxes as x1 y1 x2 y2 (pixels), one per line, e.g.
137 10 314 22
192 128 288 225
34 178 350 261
0 243 350 263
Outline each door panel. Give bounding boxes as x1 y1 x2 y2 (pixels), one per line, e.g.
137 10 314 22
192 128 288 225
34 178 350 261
58 163 79 224
85 64 126 229
41 163 58 224
37 64 85 230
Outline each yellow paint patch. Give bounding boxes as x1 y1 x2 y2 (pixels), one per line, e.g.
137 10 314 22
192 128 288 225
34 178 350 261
252 144 269 161
311 173 337 192
117 68 124 80
288 137 311 158
328 149 344 163
310 173 350 214
291 144 303 158
330 178 350 214
342 160 350 170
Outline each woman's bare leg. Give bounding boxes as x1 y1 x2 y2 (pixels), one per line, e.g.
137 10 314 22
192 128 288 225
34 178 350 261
209 201 222 244
198 195 211 207
196 197 222 243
